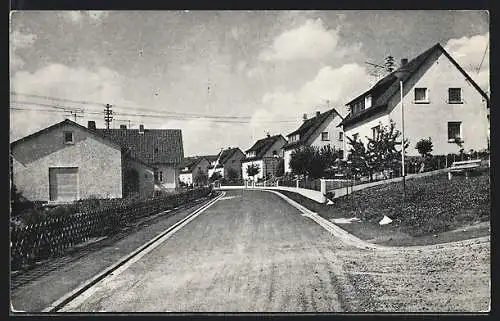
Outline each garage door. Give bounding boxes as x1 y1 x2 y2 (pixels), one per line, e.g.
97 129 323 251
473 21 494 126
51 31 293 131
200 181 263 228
49 167 79 202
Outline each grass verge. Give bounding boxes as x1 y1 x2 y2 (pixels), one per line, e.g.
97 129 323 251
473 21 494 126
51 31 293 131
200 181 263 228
278 168 490 246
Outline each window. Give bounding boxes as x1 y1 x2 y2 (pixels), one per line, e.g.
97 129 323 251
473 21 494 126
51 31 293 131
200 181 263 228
365 95 372 108
289 134 299 142
371 125 380 140
339 150 344 159
338 132 343 141
414 88 428 103
159 171 163 182
321 131 329 141
63 131 74 144
351 99 365 114
448 88 462 103
154 172 158 181
448 122 462 142
272 150 278 157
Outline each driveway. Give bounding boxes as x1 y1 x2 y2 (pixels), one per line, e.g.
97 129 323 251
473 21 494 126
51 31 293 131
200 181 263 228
59 189 490 312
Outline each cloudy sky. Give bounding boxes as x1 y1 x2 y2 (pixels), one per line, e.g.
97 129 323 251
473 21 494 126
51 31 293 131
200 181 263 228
10 10 489 156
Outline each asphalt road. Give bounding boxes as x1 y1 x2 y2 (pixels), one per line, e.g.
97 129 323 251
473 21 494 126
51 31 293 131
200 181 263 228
59 189 490 312
60 189 362 312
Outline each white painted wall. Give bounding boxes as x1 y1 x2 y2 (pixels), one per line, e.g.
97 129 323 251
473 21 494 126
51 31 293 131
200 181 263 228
241 159 264 181
179 172 193 185
344 49 489 157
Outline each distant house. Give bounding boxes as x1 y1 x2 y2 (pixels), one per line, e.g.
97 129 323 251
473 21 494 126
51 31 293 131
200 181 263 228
179 156 210 186
95 123 184 193
339 43 490 157
207 147 245 180
10 119 156 203
241 134 287 181
283 108 345 174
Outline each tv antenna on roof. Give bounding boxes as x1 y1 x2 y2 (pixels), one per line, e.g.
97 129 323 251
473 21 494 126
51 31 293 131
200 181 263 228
365 61 386 85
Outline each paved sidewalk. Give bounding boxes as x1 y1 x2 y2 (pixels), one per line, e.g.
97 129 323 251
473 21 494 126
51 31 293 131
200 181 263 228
10 196 215 313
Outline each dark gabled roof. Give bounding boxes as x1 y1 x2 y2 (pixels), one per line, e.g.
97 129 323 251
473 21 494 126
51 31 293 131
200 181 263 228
95 128 184 165
245 134 286 160
219 147 243 164
283 108 342 150
207 148 243 169
340 43 490 128
179 156 207 173
10 118 122 150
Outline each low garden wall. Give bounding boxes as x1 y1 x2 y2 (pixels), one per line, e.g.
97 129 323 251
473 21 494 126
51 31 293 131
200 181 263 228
10 187 213 271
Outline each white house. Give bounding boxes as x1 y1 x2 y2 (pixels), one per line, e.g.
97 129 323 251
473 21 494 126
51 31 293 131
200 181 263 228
339 43 490 157
179 156 210 186
241 134 287 181
207 147 245 179
283 108 345 174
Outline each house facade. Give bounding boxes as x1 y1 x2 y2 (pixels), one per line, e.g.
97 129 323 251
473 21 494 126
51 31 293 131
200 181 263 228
241 134 287 181
283 108 345 174
11 120 125 202
96 124 184 193
179 156 210 186
10 119 184 203
207 147 245 180
340 43 490 157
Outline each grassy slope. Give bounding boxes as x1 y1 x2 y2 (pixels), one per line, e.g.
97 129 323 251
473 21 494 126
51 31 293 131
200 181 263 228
279 169 490 245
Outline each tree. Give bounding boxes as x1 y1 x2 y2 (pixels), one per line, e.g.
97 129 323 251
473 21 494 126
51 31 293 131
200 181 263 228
347 120 408 181
290 145 340 179
246 163 260 181
276 158 285 177
193 168 208 187
415 137 433 158
226 168 240 182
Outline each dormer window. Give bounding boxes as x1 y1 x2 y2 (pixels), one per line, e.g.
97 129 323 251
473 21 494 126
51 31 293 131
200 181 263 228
64 131 74 144
365 95 372 108
289 134 300 142
351 99 365 115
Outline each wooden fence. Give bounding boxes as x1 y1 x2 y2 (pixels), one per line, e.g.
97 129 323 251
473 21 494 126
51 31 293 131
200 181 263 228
10 187 212 270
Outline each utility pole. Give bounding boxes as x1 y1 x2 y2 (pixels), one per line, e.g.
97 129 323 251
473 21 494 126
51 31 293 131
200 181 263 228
65 108 84 123
104 104 113 130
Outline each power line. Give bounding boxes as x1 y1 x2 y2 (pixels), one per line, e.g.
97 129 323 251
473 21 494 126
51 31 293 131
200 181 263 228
9 91 301 121
10 100 298 124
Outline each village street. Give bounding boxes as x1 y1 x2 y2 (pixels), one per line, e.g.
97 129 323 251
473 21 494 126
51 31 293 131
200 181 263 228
58 190 490 312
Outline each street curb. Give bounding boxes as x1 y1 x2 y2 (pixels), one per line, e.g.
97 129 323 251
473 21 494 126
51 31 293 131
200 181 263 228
263 189 490 251
41 191 224 313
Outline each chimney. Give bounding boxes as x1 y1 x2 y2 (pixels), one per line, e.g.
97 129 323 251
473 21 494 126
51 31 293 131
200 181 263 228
400 58 408 67
303 113 308 122
316 111 321 117
87 121 96 130
139 124 144 134
120 125 127 130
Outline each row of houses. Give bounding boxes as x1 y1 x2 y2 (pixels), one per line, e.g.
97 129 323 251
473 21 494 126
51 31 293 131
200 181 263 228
10 43 490 203
179 43 489 185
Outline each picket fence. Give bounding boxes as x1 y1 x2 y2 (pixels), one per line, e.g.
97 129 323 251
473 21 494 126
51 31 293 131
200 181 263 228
10 187 212 270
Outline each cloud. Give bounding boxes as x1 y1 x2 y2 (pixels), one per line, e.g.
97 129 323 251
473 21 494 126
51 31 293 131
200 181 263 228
10 64 131 141
250 63 371 137
10 29 37 71
445 32 489 92
258 18 345 61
